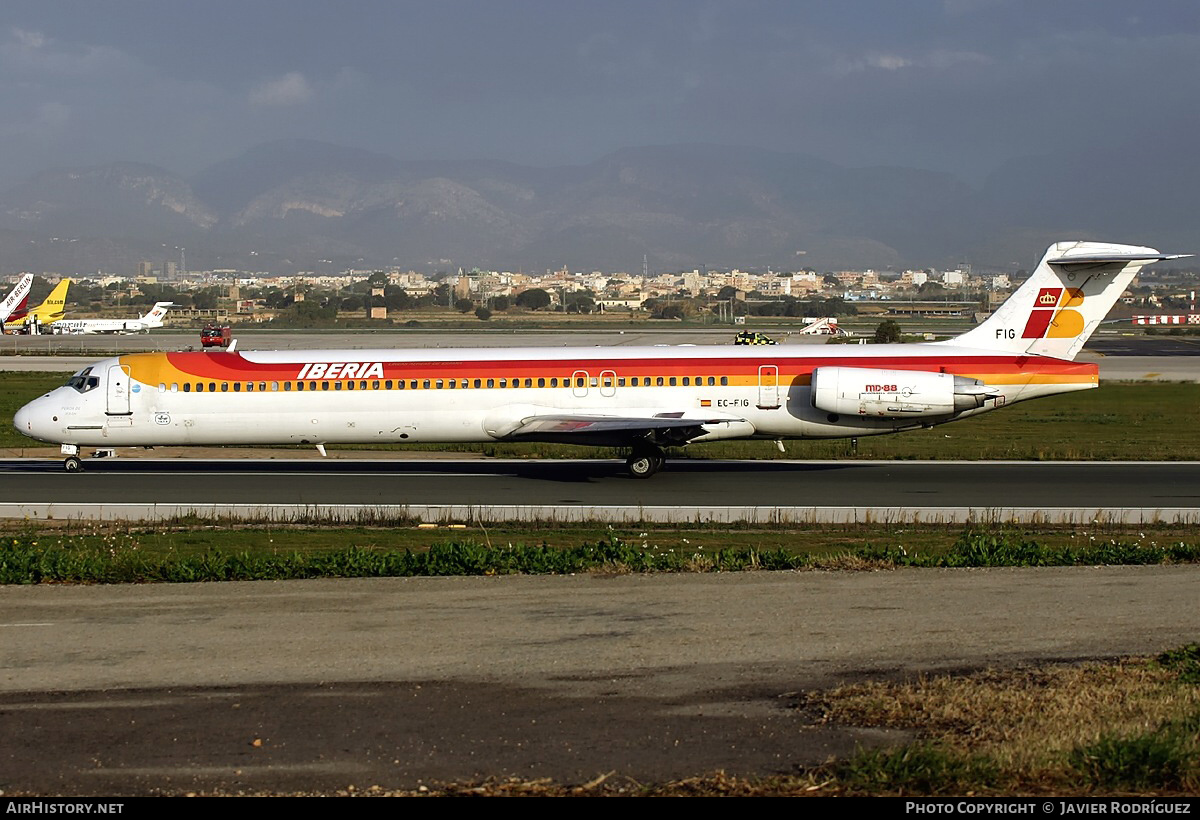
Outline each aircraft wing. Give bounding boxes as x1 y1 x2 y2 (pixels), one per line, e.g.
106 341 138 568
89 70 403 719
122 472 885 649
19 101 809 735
489 411 751 447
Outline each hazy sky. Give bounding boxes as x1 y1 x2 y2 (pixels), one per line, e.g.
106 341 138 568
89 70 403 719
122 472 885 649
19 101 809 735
2 1 1198 187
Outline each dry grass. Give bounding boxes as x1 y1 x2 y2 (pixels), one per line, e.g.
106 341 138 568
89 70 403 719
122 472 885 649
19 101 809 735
803 658 1200 790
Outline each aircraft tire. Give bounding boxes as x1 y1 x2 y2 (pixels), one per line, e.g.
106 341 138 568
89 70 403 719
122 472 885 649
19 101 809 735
63 456 82 473
626 445 665 479
627 454 657 478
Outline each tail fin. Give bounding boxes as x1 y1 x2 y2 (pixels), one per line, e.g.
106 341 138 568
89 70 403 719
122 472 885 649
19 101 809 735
31 279 71 323
140 302 173 324
951 241 1187 360
0 274 34 322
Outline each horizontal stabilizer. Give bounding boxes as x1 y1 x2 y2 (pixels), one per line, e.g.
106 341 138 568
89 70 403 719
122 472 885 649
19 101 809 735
1048 251 1189 266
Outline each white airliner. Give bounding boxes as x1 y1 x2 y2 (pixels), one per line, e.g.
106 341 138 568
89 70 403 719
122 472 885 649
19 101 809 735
0 274 34 331
49 302 174 335
13 242 1185 475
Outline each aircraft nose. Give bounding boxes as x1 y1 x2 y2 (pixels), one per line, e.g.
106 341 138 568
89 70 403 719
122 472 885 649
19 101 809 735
13 402 32 435
13 396 54 443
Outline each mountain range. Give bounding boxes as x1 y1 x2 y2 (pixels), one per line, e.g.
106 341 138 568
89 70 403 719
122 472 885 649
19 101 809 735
0 139 1194 276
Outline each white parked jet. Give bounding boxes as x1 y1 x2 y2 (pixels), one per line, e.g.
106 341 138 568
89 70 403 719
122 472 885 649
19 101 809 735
49 302 174 335
0 274 34 331
13 242 1186 475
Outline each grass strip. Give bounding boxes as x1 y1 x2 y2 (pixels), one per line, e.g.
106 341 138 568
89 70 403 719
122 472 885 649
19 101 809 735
2 528 1198 585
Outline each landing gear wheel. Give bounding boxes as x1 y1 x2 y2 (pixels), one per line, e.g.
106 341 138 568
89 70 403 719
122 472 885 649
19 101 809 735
626 446 666 479
63 456 82 473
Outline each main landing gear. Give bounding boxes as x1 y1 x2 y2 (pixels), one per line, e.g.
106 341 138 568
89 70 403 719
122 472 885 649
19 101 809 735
626 444 666 479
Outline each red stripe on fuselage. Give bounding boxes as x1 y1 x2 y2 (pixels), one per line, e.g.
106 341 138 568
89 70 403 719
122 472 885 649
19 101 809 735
158 351 1094 382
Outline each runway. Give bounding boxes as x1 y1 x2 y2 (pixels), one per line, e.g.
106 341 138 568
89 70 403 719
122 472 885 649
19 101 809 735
2 458 1198 524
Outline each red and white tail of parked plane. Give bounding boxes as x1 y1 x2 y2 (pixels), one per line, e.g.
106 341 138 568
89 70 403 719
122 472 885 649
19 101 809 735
0 274 34 330
13 241 1188 476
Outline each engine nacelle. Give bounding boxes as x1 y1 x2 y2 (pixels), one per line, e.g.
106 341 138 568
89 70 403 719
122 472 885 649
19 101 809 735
810 366 997 418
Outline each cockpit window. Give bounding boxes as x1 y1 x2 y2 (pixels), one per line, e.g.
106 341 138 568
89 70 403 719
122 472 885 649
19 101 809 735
66 367 100 393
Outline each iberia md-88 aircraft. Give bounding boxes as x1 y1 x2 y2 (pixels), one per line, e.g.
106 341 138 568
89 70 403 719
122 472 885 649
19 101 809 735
13 241 1186 475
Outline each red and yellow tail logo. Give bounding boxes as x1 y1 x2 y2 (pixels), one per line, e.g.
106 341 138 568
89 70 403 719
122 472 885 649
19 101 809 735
1022 287 1085 338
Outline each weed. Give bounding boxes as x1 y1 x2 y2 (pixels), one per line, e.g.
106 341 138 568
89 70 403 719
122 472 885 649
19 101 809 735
1068 728 1196 791
833 743 999 794
1155 644 1200 684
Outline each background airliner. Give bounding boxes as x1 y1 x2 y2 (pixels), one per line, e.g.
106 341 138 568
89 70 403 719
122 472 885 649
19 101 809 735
14 242 1184 475
49 302 174 335
6 279 70 333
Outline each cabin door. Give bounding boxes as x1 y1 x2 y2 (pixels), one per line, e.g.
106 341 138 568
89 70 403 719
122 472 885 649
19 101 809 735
106 365 132 416
757 365 781 410
599 370 617 397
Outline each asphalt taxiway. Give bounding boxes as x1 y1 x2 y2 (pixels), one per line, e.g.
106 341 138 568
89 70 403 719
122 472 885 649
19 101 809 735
1 458 1197 524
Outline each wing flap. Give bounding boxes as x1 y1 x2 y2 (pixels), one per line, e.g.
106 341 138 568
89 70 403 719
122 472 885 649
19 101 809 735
507 414 731 437
485 408 752 447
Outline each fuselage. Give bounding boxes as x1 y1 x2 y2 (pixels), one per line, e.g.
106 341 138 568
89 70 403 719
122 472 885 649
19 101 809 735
14 343 1096 450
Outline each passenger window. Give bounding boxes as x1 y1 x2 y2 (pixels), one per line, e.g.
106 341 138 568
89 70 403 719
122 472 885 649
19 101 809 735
158 383 166 393
682 377 690 386
487 379 495 388
720 376 728 386
321 382 330 391
284 382 291 392
170 383 178 393
423 380 430 389
385 380 393 389
669 377 677 386
474 379 482 389
309 381 317 391
209 383 217 392
346 381 354 390
524 378 532 388
221 383 229 392
270 382 277 392
618 378 626 387
335 381 342 391
656 377 664 386
550 378 558 388
262 383 270 392
183 383 191 393
435 379 443 389
500 379 507 388
707 376 715 386
372 380 380 390
538 378 546 388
